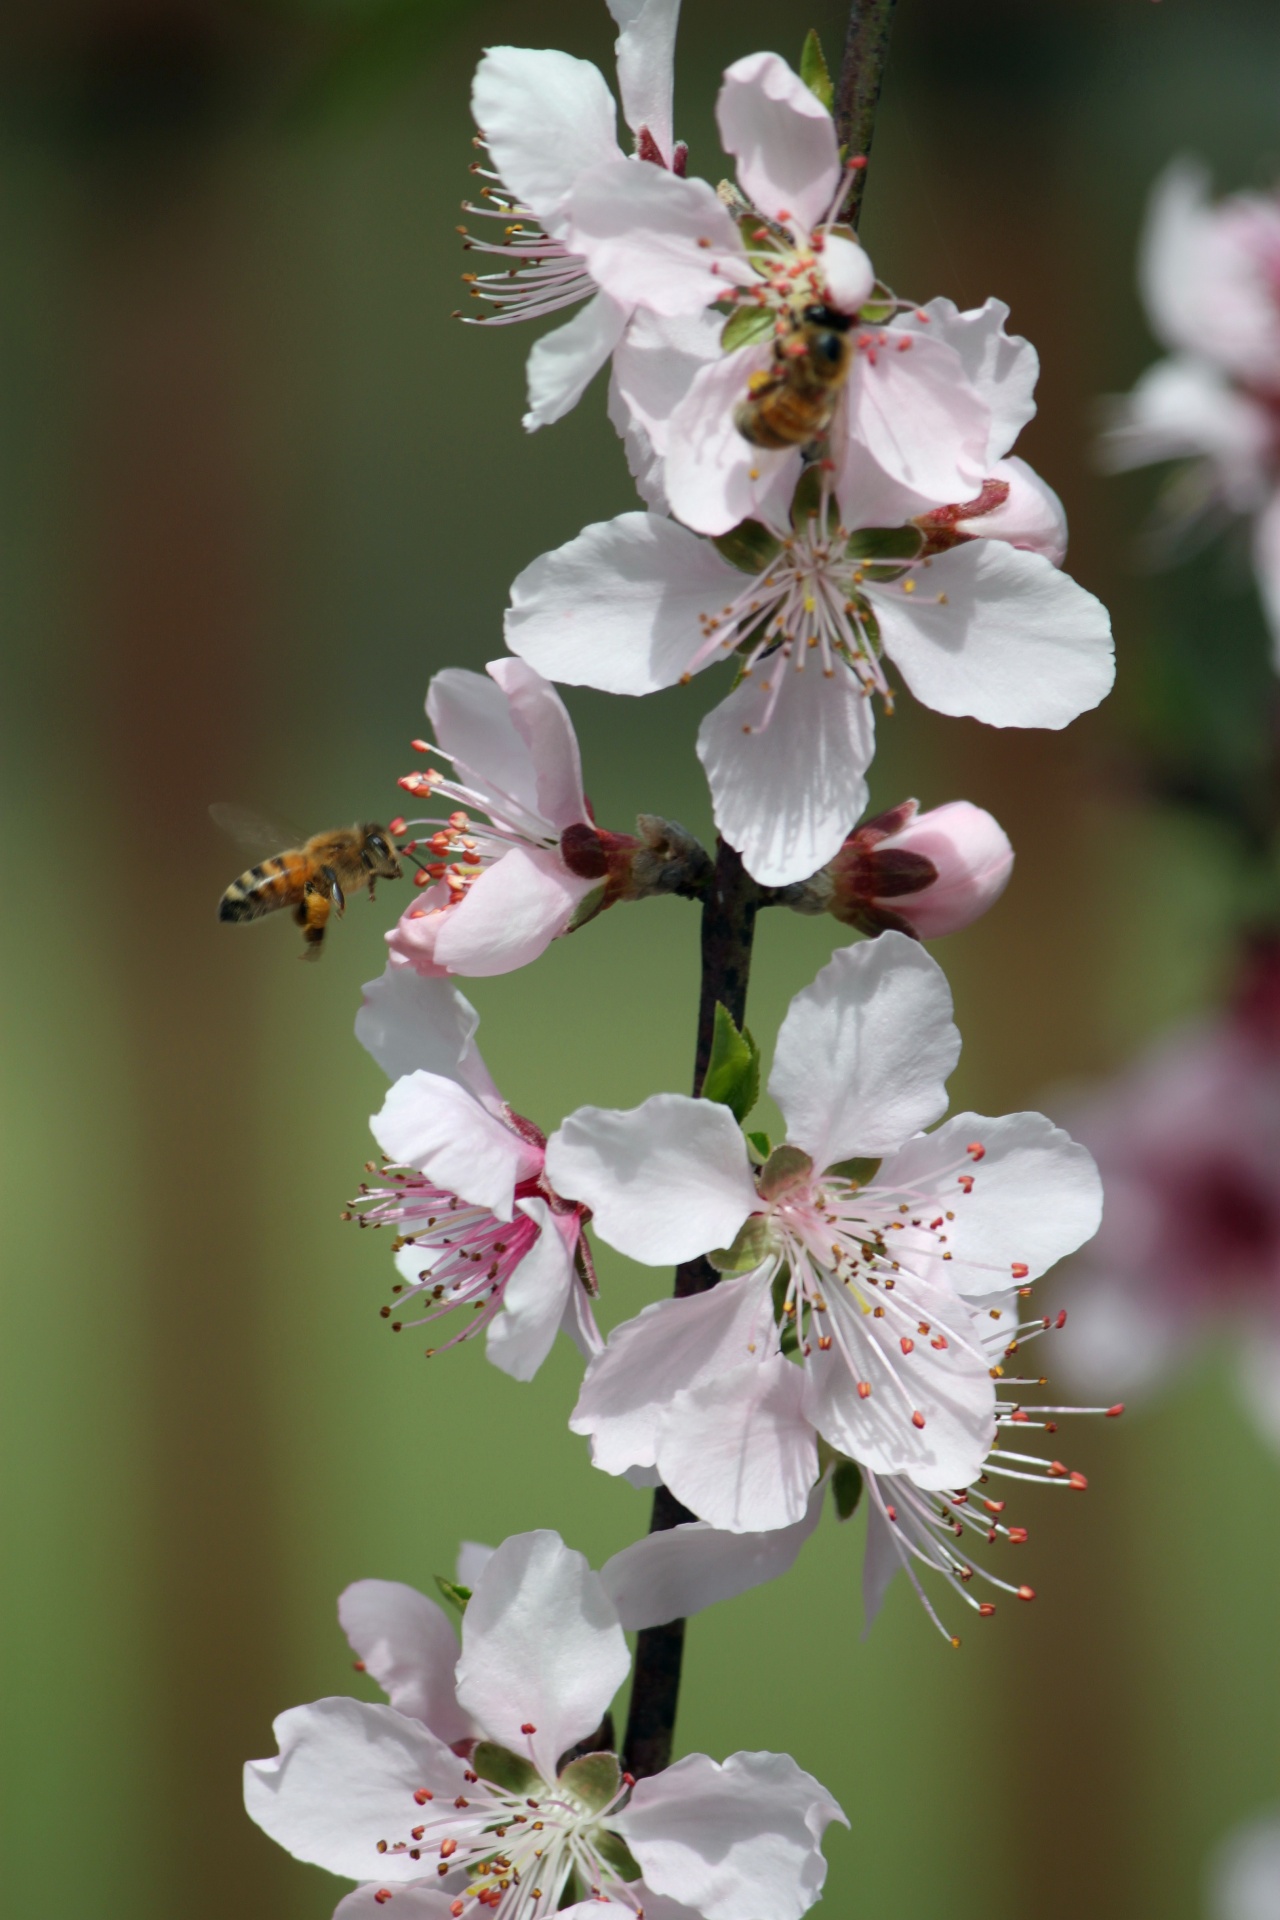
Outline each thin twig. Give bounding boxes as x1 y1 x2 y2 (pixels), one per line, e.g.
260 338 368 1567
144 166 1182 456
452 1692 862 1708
835 0 898 228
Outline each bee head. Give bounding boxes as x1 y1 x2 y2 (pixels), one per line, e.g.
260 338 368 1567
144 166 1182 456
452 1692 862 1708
802 302 854 334
362 826 403 878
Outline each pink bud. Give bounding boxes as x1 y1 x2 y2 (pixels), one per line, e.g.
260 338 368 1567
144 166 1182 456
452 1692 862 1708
955 456 1068 566
826 799 1013 939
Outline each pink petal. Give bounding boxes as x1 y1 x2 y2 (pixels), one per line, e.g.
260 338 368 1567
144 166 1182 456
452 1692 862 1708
609 0 681 159
371 1070 540 1220
898 298 1039 465
657 1356 820 1532
471 47 622 231
956 454 1067 565
337 1580 474 1746
484 1197 577 1382
600 1486 823 1628
355 963 500 1106
873 799 1014 940
432 847 596 978
664 344 801 536
484 658 587 830
426 667 541 821
524 289 630 432
608 307 723 511
717 52 841 231
566 157 747 314
842 327 989 503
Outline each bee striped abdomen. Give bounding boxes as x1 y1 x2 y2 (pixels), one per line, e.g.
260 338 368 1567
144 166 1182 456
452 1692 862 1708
218 851 308 922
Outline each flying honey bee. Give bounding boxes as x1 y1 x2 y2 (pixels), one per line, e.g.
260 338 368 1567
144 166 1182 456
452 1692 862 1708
734 302 854 449
213 805 403 959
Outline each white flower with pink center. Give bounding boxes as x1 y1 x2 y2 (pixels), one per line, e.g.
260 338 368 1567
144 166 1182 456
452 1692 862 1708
351 965 600 1381
464 1 686 431
387 658 623 979
545 934 1102 1530
506 467 1112 886
1100 159 1280 661
244 1530 845 1920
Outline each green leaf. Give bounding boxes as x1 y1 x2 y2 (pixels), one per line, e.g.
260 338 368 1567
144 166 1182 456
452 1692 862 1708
746 1128 773 1164
700 1002 760 1122
596 1830 644 1883
799 28 834 110
559 1753 620 1812
472 1742 542 1796
789 464 840 537
720 304 776 353
433 1576 470 1615
831 1457 864 1521
713 517 782 575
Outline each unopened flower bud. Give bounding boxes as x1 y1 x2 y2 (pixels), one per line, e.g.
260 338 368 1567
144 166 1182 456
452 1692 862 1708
797 799 1013 940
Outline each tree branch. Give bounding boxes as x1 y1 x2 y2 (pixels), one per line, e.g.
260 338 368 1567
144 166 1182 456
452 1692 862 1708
835 0 898 228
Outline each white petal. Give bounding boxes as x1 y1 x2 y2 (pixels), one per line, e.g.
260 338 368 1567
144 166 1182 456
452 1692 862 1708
860 1488 904 1635
768 933 959 1166
471 47 621 230
608 307 723 511
506 511 741 694
433 847 596 978
567 159 746 314
371 1070 537 1220
355 963 499 1105
559 1898 701 1920
456 1531 629 1782
570 1281 770 1475
696 654 875 887
337 1581 472 1745
455 1542 494 1589
615 1749 846 1920
546 1092 758 1264
873 539 1114 728
1252 490 1280 670
484 1197 577 1382
664 345 801 535
657 1357 819 1532
1137 159 1280 382
600 1486 823 1628
956 455 1067 567
426 667 541 821
1209 1812 1280 1920
877 1110 1103 1299
1235 1328 1280 1454
609 0 681 158
843 329 989 502
335 1887 456 1919
524 290 630 432
484 658 587 831
717 52 840 231
244 1698 465 1883
900 298 1038 465
1098 356 1271 509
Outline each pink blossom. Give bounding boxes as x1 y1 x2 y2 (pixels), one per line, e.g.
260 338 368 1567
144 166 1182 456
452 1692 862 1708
546 934 1102 1530
1100 159 1280 661
813 797 1014 940
245 1530 845 1920
464 2 685 430
1056 940 1280 1449
352 964 600 1381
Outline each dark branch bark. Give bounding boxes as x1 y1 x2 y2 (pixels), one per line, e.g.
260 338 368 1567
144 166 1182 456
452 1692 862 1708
620 4 900 1781
834 0 898 228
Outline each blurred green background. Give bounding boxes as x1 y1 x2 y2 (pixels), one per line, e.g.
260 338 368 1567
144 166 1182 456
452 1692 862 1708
2 1 1278 1915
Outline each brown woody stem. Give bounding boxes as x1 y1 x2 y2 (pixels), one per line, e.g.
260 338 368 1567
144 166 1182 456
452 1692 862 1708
835 0 898 228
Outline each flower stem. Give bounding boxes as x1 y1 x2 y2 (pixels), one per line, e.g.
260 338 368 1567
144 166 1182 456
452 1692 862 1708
835 0 898 228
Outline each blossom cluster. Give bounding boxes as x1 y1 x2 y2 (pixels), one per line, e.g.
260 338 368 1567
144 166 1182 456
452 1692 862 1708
244 7 1123 1917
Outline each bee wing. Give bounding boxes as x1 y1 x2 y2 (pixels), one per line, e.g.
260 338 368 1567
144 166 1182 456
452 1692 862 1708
209 802 303 856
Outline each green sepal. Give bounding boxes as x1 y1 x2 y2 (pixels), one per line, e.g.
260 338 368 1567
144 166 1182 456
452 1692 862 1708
709 1214 778 1276
700 1002 760 1122
824 1155 881 1187
720 303 776 353
831 1457 864 1521
713 516 783 574
746 1128 773 1164
771 1268 800 1355
845 525 923 563
560 1752 620 1813
565 882 607 933
737 209 782 254
596 1830 644 1884
799 28 834 110
472 1742 541 1796
758 1143 814 1199
790 464 840 537
434 1576 471 1616
859 280 897 325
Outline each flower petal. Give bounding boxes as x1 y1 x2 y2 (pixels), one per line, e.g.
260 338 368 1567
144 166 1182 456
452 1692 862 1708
1098 355 1271 508
1253 489 1280 669
484 1196 577 1382
768 933 959 1166
608 307 723 511
570 1280 769 1475
608 0 681 158
657 1357 820 1532
426 667 541 821
600 1485 823 1628
615 1749 846 1920
877 1110 1103 1299
696 652 875 887
1236 1327 1280 1454
716 52 841 231
433 847 597 978
900 298 1038 465
455 1541 494 1589
484 658 587 831
455 1531 629 1782
471 47 622 230
956 455 1067 566
335 1886 456 1918
355 963 499 1105
244 1698 465 1883
524 289 630 432
337 1581 473 1746
873 539 1115 728
506 511 741 694
842 328 989 502
546 1092 758 1264
860 1484 904 1636
371 1070 538 1220
566 158 746 314
663 344 802 535
870 799 1014 941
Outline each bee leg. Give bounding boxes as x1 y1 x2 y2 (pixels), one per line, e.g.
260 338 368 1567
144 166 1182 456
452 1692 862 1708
322 865 346 916
367 877 377 903
298 881 331 959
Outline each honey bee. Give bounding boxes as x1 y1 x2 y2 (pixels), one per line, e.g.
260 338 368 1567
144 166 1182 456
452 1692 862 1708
734 302 854 450
213 805 402 959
